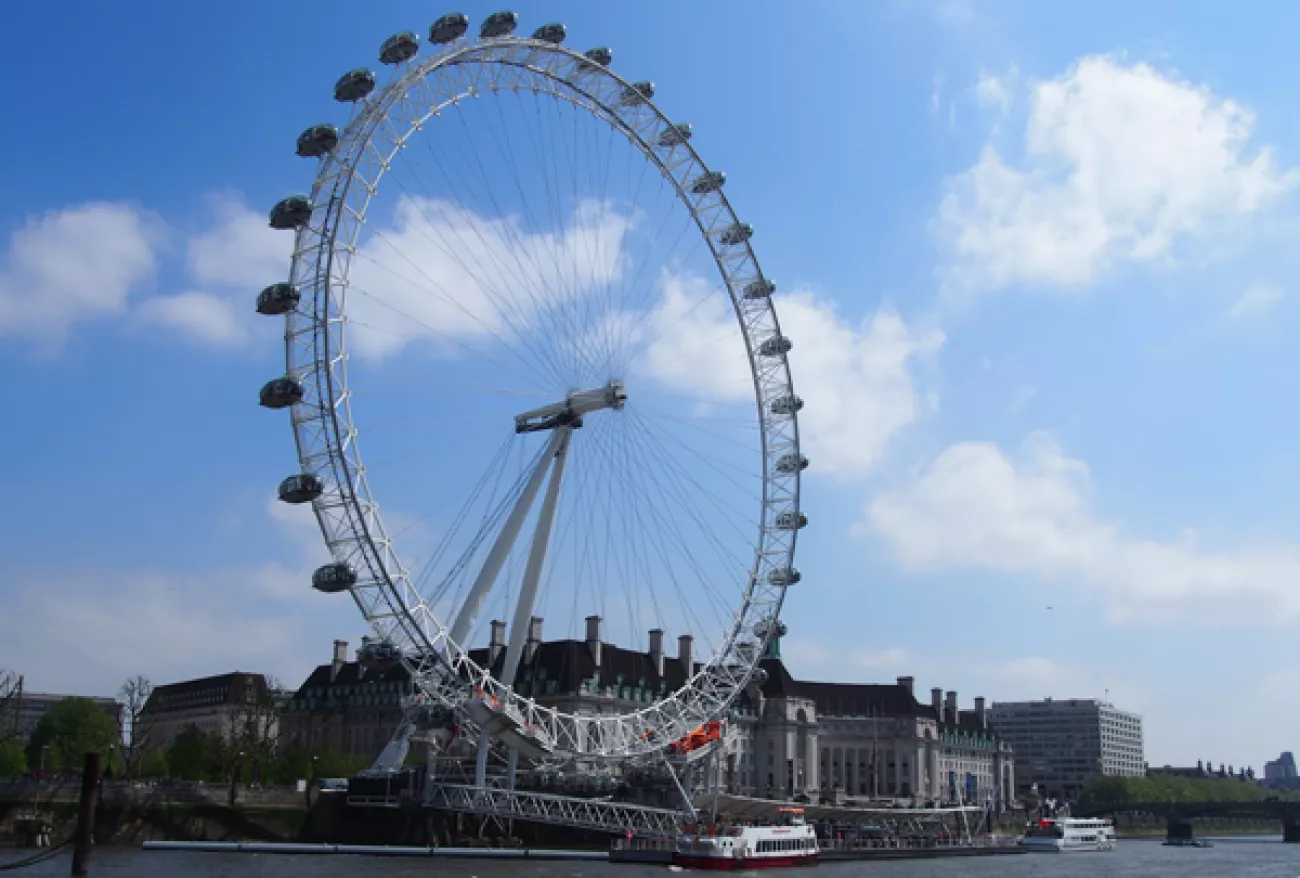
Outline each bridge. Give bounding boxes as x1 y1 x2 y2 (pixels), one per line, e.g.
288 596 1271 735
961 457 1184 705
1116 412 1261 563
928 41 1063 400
1075 801 1300 842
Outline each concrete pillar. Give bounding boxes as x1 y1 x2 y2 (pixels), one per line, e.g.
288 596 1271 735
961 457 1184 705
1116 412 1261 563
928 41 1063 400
1283 814 1300 843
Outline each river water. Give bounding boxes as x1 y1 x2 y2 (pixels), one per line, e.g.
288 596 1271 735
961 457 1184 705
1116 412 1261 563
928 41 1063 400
3 837 1298 876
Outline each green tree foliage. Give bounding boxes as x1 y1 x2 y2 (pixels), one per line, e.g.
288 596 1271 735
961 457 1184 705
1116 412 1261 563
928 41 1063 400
166 725 212 781
0 738 26 777
25 697 119 773
1081 773 1300 805
267 741 369 784
137 747 168 779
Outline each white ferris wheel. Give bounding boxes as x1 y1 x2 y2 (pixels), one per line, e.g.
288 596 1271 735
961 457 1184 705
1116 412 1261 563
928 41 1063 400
260 11 806 769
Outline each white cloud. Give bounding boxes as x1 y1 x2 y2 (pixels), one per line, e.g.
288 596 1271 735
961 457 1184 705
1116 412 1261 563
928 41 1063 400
1229 281 1285 319
864 432 1300 621
348 196 631 362
629 274 945 478
850 647 911 670
186 194 291 290
0 203 157 347
136 291 247 346
975 70 1014 112
938 55 1299 293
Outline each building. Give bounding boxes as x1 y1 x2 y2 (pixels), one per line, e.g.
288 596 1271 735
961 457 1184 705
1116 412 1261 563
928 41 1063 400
989 697 1144 800
140 672 274 748
280 640 414 761
1264 752 1299 790
10 691 122 743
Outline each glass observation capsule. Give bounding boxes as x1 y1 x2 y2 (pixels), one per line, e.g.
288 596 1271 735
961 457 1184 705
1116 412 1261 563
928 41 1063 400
689 171 726 194
775 511 808 530
379 31 420 65
278 473 323 504
770 395 803 415
358 639 401 670
259 376 304 409
743 279 775 299
312 563 357 594
532 23 566 44
751 667 770 685
657 123 692 147
429 12 469 43
296 123 339 158
578 47 613 71
620 81 654 106
719 222 754 245
768 567 801 587
776 453 809 474
256 283 300 315
480 11 518 38
758 335 792 357
334 68 377 102
268 196 312 230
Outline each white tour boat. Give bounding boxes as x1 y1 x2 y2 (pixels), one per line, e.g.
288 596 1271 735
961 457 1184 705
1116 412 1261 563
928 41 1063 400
676 808 819 870
1018 817 1116 852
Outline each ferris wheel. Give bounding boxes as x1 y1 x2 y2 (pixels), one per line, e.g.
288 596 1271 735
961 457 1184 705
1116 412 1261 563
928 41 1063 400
259 11 805 766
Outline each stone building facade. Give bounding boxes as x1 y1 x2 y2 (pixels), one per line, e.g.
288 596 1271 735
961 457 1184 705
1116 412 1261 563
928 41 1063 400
140 672 274 748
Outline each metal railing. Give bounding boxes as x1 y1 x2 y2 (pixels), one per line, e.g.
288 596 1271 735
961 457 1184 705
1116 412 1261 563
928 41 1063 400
425 784 686 837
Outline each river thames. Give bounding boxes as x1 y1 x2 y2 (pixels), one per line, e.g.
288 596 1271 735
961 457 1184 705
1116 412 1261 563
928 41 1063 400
3 837 1298 877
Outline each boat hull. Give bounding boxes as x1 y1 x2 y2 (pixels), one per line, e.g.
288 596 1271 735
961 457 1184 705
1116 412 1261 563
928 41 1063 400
675 853 819 870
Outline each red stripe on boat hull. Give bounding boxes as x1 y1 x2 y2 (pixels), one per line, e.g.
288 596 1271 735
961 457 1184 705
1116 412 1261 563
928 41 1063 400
675 853 819 870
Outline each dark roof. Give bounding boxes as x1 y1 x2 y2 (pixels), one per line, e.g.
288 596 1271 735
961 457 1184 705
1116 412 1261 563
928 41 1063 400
143 672 269 714
756 658 936 719
466 639 695 695
290 661 412 698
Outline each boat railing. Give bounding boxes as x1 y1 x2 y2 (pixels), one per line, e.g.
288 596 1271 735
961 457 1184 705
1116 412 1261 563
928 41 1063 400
610 836 677 852
819 834 1020 852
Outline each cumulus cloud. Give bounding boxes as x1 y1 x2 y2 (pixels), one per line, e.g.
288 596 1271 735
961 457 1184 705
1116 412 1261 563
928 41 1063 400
0 203 157 348
975 69 1015 112
863 432 1300 621
347 196 631 362
627 273 944 478
186 194 291 290
1228 282 1285 319
937 55 1300 293
136 291 247 346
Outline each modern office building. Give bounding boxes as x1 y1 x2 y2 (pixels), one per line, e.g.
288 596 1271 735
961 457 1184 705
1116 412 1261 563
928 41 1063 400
1264 751 1299 790
10 691 122 743
989 697 1144 799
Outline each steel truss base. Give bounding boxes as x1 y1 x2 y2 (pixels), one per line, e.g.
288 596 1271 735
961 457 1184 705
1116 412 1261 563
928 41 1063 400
425 784 686 838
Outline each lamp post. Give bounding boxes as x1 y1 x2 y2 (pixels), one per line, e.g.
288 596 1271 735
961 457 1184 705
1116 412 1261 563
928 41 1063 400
229 750 245 808
39 744 49 782
306 755 319 808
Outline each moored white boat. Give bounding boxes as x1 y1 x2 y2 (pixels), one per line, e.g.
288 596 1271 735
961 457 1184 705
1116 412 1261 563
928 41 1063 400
1018 817 1115 852
675 808 819 870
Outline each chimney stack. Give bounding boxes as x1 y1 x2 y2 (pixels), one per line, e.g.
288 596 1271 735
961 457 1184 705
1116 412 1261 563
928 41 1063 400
586 615 603 666
649 629 665 677
489 620 506 666
945 690 958 722
331 639 348 682
897 676 914 697
931 687 944 723
526 616 543 662
678 634 694 675
974 696 988 729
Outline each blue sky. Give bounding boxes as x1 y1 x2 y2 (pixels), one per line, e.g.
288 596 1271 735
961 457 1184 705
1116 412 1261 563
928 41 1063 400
3 0 1299 771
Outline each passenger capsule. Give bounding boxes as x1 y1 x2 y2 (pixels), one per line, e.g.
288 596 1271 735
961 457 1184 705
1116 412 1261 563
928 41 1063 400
776 511 808 530
532 23 566 44
758 335 792 357
578 47 613 71
379 31 420 65
719 222 754 246
657 123 692 148
278 473 323 504
754 617 788 639
620 81 654 107
429 12 470 43
312 563 357 594
743 279 775 300
689 171 726 194
768 567 801 587
296 123 339 158
358 638 402 671
480 11 518 38
269 196 312 230
334 68 377 103
775 453 809 474
769 395 803 415
259 376 304 409
751 667 770 685
256 283 301 315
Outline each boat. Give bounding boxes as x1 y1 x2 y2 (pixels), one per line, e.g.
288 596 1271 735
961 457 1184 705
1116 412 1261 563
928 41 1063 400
1018 817 1115 852
675 807 819 869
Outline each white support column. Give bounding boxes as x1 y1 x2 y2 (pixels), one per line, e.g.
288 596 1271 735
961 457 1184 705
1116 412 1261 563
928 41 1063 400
500 428 572 688
449 428 565 647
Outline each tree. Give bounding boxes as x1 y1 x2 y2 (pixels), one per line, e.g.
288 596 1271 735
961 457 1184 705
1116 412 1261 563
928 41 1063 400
0 738 25 778
117 675 155 781
0 670 20 741
25 697 119 774
166 725 212 781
